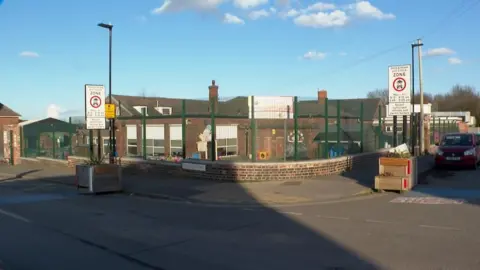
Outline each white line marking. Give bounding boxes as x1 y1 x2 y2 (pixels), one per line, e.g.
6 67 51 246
317 215 350 220
281 211 303 216
419 224 461 231
0 208 31 223
365 219 396 224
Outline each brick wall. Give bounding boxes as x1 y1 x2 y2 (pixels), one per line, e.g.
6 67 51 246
66 149 389 182
1 124 21 165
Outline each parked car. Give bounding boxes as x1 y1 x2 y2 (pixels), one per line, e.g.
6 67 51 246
434 133 480 169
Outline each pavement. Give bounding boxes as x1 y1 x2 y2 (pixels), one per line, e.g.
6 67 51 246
1 162 480 269
0 163 375 206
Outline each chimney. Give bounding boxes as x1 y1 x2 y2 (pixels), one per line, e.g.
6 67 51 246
318 89 327 104
208 80 219 112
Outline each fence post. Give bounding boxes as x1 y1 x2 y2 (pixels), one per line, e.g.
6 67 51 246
324 98 329 159
432 117 436 143
360 102 364 153
9 130 14 165
293 96 298 161
89 130 93 159
210 98 216 161
181 99 186 159
52 126 56 159
336 100 341 155
142 108 147 160
378 105 382 149
250 96 256 162
69 117 73 156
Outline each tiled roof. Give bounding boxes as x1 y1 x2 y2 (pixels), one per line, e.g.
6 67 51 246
112 95 381 121
0 103 21 117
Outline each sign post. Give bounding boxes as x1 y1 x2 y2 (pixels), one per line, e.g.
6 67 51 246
85 84 106 158
388 65 411 147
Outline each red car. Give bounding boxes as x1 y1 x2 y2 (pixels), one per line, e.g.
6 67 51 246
435 133 480 169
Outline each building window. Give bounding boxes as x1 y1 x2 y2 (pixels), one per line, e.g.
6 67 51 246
155 107 172 115
169 124 182 157
126 125 138 156
133 106 148 115
216 125 238 157
143 125 165 158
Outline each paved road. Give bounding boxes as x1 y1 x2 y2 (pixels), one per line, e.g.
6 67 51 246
1 172 480 270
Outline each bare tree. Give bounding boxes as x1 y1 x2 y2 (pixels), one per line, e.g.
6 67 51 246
366 89 388 104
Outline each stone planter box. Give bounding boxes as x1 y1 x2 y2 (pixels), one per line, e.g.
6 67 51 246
75 164 122 194
375 157 418 192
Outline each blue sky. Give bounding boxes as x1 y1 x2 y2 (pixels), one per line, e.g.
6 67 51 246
1 0 479 119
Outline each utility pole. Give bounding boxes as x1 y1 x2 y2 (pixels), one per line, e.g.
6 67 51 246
417 39 425 155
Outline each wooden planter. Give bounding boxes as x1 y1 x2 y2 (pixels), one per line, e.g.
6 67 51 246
75 164 122 194
375 157 417 192
374 176 414 192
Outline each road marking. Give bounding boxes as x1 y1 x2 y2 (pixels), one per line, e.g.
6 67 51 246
390 196 466 205
281 211 303 216
419 224 461 231
0 208 31 223
317 215 350 220
365 219 396 224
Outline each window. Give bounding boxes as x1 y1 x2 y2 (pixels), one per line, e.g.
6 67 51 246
216 125 238 157
170 124 183 157
155 107 172 115
85 136 98 145
133 106 148 115
143 125 165 158
126 125 138 156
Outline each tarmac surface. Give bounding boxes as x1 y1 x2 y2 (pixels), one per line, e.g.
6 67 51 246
0 163 480 269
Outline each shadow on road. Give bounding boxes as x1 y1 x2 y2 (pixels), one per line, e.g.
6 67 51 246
0 163 382 270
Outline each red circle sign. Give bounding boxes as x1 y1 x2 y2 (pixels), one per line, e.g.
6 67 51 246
392 78 407 92
89 96 102 108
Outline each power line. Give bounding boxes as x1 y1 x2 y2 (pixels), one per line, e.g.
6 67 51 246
319 0 480 77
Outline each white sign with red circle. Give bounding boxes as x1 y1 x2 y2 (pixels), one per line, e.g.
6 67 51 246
388 65 411 104
85 84 106 129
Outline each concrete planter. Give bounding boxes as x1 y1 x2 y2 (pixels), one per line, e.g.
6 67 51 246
375 157 417 192
75 164 122 194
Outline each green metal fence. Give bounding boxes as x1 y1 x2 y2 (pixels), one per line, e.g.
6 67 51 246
20 117 78 160
430 118 460 144
115 97 388 162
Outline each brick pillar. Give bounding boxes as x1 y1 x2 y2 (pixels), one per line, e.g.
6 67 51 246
2 125 21 165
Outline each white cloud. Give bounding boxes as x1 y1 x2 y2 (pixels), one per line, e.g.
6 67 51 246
348 1 395 20
233 0 268 9
249 9 270 20
47 104 61 119
304 2 336 12
152 0 226 13
294 10 348 28
224 13 245 24
423 47 456 57
448 57 462 65
280 8 300 18
302 51 326 60
19 51 39 58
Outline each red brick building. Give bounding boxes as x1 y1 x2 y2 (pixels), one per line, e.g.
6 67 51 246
0 103 21 164
102 81 381 161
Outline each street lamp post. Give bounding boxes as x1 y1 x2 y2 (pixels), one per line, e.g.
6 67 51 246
411 40 424 156
97 22 115 164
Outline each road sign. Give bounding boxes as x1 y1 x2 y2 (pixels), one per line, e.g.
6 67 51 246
85 84 106 129
105 104 116 119
387 103 412 117
388 65 411 104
